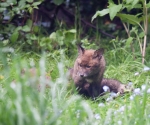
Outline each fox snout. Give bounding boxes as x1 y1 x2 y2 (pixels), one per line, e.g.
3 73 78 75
80 74 85 78
78 72 87 78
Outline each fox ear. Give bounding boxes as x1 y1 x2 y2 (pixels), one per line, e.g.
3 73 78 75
77 44 85 55
93 48 104 59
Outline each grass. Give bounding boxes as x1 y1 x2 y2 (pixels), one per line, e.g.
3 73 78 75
0 47 150 125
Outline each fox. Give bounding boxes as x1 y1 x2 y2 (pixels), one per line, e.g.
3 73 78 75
70 45 127 98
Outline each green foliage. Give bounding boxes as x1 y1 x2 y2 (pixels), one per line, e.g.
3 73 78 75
49 29 76 46
0 0 44 51
53 0 64 5
0 0 78 54
0 0 42 14
92 0 145 23
117 13 141 25
92 9 109 21
10 31 19 43
109 0 122 20
92 0 150 64
47 29 77 56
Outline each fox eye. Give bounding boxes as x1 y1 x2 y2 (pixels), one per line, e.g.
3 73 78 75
79 64 82 67
86 65 91 68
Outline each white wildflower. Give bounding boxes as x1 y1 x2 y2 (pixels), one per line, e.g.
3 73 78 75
128 82 133 87
134 72 139 76
143 66 150 71
133 88 141 95
10 81 16 89
106 97 113 102
117 120 122 125
103 85 110 92
94 114 100 120
98 103 105 107
141 84 146 91
129 95 134 100
110 92 118 98
114 111 117 115
147 88 150 94
118 106 125 112
75 110 80 118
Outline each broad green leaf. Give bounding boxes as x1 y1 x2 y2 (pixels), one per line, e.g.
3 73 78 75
125 3 141 8
28 7 33 13
108 0 114 3
132 0 139 7
40 37 51 47
53 0 64 5
49 32 56 40
126 0 133 4
33 6 38 9
26 0 33 3
27 40 32 45
26 19 32 29
117 14 140 25
132 4 142 8
130 27 138 34
124 4 142 12
139 32 145 38
92 9 109 21
109 3 122 20
22 25 31 32
0 3 9 7
18 0 26 9
66 29 76 33
126 37 133 47
10 31 19 42
30 34 37 40
125 3 141 12
56 30 64 45
25 4 30 8
64 31 75 44
16 26 22 31
125 0 141 12
146 2 150 8
6 0 17 4
32 2 41 6
33 26 39 33
0 8 6 12
124 4 132 11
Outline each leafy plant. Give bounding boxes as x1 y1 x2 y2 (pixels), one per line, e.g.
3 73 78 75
0 0 43 50
92 0 150 64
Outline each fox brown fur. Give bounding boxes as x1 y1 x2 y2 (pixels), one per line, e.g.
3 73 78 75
70 45 126 98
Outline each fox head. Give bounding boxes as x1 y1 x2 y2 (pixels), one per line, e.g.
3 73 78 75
76 45 105 80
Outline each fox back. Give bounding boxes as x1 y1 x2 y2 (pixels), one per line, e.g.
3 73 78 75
72 45 105 86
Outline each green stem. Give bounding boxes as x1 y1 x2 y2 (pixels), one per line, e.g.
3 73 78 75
135 32 142 54
142 0 148 64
